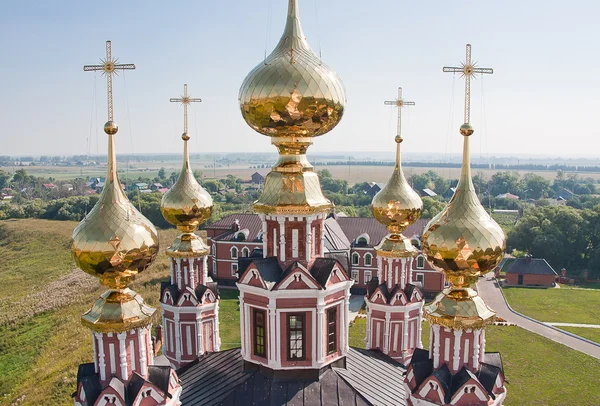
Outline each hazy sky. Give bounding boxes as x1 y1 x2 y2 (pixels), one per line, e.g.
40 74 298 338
1 0 599 158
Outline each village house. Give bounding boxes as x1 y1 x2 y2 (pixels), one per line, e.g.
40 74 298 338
505 256 558 287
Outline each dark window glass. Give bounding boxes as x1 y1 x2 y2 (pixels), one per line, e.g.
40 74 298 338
327 307 337 354
287 314 305 360
254 309 266 357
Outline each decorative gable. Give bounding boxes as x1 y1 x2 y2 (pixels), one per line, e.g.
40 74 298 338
130 382 166 405
449 378 489 404
177 288 199 307
275 265 319 290
390 291 408 306
417 376 446 404
240 267 267 289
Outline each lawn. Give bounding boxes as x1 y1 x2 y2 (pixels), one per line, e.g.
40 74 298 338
346 318 600 405
559 326 600 345
2 219 600 406
502 286 600 324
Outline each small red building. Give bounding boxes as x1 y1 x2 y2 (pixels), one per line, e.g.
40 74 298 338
505 257 557 287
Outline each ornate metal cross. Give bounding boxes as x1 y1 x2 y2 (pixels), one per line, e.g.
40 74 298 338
384 87 415 141
443 44 493 124
170 84 202 138
83 41 135 122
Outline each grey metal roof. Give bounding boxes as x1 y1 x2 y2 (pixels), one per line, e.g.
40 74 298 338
178 347 407 406
323 217 352 251
506 258 557 275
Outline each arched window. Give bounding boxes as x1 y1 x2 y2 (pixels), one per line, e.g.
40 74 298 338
351 252 360 265
241 247 250 257
355 233 370 246
416 255 424 269
364 253 373 266
231 247 238 259
211 244 216 255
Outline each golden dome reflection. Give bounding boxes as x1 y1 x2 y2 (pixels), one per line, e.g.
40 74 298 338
372 136 423 235
421 127 505 287
239 0 345 138
71 126 159 289
160 134 213 234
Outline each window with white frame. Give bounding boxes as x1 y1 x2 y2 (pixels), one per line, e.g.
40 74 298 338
231 263 239 276
231 246 238 259
211 244 216 255
351 270 359 283
415 272 424 284
444 279 450 288
416 255 425 269
351 252 359 265
241 247 250 257
364 253 373 266
364 270 372 283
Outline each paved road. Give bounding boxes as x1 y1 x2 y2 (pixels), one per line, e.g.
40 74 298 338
477 274 600 360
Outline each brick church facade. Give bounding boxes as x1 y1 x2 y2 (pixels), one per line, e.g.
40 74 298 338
206 213 446 296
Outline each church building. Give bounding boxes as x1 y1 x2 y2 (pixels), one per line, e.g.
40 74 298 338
70 2 508 405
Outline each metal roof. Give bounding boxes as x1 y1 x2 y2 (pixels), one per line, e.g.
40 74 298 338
178 347 407 406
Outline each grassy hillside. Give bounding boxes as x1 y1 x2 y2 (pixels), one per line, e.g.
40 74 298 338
0 219 178 405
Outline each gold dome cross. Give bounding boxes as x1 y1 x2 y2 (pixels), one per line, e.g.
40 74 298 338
170 84 202 139
384 87 415 143
83 41 135 123
443 44 493 124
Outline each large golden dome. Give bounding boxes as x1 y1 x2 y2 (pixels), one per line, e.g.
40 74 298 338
421 126 505 286
161 134 213 234
72 125 159 289
372 136 423 234
239 0 345 138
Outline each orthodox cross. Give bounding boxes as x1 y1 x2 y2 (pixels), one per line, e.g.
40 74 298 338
170 84 202 138
443 44 493 124
384 87 415 141
83 41 135 122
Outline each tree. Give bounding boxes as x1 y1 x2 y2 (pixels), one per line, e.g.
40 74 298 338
522 173 551 199
202 180 221 194
193 170 203 182
12 169 31 188
422 197 445 219
158 167 166 180
507 205 587 271
0 170 10 189
489 172 523 197
317 169 332 179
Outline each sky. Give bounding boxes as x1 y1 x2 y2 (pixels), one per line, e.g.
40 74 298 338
1 0 599 158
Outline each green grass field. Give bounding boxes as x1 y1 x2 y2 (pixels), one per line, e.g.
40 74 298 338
503 286 600 324
2 219 600 405
559 326 600 344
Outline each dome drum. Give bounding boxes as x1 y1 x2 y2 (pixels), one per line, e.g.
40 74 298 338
81 288 156 333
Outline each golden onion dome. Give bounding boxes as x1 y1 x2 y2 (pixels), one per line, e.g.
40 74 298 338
372 135 423 235
160 133 213 234
239 0 345 138
421 125 505 286
71 123 159 289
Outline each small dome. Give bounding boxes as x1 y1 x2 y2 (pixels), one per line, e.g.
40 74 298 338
422 129 505 283
72 130 158 288
161 139 212 233
372 138 422 234
239 0 345 138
